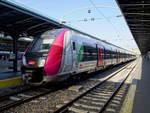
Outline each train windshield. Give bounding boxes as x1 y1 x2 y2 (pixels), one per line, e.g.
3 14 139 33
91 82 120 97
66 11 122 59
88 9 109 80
29 29 62 53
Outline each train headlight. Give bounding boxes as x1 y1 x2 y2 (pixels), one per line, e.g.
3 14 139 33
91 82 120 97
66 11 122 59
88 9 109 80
38 57 46 67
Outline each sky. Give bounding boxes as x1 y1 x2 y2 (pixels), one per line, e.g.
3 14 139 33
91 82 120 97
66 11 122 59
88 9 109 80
9 0 138 51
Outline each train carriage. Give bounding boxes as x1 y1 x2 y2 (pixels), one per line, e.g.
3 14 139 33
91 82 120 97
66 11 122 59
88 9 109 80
21 28 136 86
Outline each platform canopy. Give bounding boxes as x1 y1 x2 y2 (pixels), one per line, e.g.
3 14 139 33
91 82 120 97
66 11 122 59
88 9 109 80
0 0 62 37
116 0 150 54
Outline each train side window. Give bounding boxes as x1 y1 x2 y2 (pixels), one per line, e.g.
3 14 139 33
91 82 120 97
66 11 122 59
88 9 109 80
72 42 76 50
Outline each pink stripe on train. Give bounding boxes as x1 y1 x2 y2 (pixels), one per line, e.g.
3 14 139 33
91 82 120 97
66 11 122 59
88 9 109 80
44 30 67 76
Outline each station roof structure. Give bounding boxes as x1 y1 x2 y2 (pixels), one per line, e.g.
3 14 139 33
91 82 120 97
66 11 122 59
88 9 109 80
116 0 150 54
0 0 62 37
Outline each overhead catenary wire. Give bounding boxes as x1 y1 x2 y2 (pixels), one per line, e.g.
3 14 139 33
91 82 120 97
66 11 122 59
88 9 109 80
88 0 121 38
88 0 135 50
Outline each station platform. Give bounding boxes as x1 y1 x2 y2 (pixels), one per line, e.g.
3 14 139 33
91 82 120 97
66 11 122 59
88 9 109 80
132 57 150 113
120 57 150 113
0 71 22 88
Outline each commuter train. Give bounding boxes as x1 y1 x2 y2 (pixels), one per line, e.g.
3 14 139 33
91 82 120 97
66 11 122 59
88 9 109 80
21 28 136 86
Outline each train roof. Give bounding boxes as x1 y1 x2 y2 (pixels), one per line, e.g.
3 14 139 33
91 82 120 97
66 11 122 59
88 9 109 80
61 28 134 54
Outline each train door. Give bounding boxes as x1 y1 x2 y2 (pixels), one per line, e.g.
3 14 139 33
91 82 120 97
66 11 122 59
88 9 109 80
72 40 78 71
61 35 73 73
97 45 104 67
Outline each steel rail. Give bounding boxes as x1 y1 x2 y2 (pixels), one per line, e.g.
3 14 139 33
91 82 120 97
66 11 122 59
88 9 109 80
98 63 136 113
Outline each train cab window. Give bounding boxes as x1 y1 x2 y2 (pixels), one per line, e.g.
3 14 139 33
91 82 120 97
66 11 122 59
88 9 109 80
31 38 54 53
72 42 76 50
27 29 63 53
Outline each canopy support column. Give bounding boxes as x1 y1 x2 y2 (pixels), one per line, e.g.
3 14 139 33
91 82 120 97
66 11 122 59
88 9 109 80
12 34 19 72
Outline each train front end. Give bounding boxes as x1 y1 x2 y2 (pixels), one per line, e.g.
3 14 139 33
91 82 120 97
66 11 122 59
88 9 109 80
21 29 66 86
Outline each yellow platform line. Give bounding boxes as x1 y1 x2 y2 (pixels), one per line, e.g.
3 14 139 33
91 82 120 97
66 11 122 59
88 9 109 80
0 77 23 88
120 84 136 113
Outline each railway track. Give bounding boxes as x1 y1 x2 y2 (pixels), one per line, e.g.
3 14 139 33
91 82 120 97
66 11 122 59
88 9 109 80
0 86 54 112
53 62 136 113
1 61 136 113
